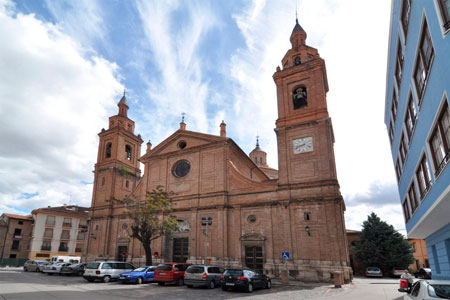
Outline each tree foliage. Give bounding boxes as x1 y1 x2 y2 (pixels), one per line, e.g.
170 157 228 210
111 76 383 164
352 212 415 274
111 185 179 265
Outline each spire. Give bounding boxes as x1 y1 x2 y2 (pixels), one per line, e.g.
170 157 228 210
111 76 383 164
290 15 307 47
118 90 129 117
253 135 262 151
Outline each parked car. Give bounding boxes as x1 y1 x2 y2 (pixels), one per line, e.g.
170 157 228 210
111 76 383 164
83 261 135 283
220 268 271 293
365 267 383 277
42 262 72 275
184 265 224 289
118 266 157 284
399 279 450 299
23 260 48 272
414 268 432 279
60 263 85 276
153 263 191 286
38 262 53 272
391 267 408 277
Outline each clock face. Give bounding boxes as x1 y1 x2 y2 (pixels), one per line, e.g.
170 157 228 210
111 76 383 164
293 137 313 154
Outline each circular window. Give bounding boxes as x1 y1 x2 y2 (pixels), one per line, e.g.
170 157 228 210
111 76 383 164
178 141 187 149
248 215 257 223
173 160 191 177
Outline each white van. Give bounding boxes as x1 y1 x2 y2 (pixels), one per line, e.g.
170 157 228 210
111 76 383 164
83 261 135 282
51 256 81 264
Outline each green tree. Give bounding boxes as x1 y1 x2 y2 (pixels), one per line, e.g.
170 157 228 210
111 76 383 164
352 212 415 274
111 185 179 266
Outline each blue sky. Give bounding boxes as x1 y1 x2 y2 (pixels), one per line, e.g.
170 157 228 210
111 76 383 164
0 0 404 233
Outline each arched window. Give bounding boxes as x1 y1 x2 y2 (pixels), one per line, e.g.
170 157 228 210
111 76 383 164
125 145 132 160
260 158 263 163
125 180 129 188
293 86 307 109
105 143 112 158
254 158 257 164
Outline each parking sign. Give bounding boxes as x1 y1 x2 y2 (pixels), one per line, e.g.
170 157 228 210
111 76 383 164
281 251 290 260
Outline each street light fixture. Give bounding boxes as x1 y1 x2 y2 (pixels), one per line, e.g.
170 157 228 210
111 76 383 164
201 217 212 264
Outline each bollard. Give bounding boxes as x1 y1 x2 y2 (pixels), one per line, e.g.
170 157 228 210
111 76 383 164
333 271 344 288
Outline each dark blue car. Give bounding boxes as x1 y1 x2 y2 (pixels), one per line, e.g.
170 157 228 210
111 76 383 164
118 266 157 284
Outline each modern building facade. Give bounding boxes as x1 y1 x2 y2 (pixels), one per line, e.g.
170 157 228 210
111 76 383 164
29 206 89 261
385 0 450 280
0 213 33 261
408 238 430 272
85 20 352 283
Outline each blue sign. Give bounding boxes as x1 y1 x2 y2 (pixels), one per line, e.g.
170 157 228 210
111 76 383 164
281 251 290 260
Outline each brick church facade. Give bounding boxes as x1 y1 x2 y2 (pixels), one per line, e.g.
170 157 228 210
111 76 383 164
85 20 352 283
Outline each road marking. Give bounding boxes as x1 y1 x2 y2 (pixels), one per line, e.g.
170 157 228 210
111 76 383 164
323 288 332 295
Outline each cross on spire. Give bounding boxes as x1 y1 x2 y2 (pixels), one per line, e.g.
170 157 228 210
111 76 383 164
181 112 186 123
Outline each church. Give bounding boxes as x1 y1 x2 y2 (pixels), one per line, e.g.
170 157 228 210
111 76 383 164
85 19 352 283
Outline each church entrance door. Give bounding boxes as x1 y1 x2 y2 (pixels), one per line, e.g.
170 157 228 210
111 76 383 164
173 237 189 262
245 246 263 272
117 245 128 262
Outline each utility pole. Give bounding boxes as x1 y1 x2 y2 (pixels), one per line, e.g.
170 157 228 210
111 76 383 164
201 217 212 264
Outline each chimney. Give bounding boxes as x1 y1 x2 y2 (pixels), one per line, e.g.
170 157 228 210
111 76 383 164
220 120 226 137
146 140 152 153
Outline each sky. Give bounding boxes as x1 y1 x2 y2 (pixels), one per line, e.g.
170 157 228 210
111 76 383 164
0 0 405 234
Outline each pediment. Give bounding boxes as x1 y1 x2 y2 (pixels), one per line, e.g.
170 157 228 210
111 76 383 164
140 129 227 161
240 233 266 241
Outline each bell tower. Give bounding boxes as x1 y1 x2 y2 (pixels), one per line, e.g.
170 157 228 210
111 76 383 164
91 92 143 208
273 18 339 192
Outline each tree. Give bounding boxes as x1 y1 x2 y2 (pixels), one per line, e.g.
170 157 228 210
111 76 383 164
111 185 179 266
352 212 415 274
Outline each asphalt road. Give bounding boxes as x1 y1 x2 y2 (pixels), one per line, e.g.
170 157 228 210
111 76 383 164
0 268 405 300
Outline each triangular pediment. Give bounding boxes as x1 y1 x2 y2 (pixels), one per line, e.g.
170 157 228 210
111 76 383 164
140 129 227 161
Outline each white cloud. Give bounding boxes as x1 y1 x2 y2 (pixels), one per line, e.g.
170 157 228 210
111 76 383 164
0 4 123 213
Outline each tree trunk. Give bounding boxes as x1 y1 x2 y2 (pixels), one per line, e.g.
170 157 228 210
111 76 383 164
142 241 153 266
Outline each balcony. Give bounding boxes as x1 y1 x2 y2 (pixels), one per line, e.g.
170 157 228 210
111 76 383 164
435 149 450 177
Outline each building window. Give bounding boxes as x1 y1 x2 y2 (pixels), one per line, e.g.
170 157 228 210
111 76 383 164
105 142 112 158
13 228 22 237
125 145 132 160
404 94 417 142
402 199 410 222
43 228 53 239
46 216 55 226
395 39 404 86
392 89 399 123
11 240 20 251
292 86 307 109
63 218 72 227
401 0 412 37
41 240 52 251
61 230 70 240
9 254 16 258
59 242 68 252
416 155 432 199
429 100 450 177
437 0 450 31
425 258 430 268
396 158 403 181
18 221 23 225
414 19 434 103
77 231 85 240
389 120 395 144
399 133 408 166
75 243 82 253
125 180 129 189
416 260 420 270
304 212 311 221
101 177 106 186
408 182 419 214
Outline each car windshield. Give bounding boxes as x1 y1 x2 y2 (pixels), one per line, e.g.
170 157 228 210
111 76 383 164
367 267 380 271
133 267 146 272
428 284 450 299
156 264 172 271
224 270 244 276
186 266 204 274
37 261 47 265
85 262 101 269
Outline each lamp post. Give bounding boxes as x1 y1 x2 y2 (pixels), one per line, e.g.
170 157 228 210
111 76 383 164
201 217 212 264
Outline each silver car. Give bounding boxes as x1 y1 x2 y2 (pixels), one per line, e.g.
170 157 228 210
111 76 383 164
401 280 450 299
42 262 71 275
23 260 48 272
184 265 224 288
83 261 135 283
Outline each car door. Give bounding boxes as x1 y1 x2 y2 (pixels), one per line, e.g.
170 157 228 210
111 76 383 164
405 282 421 299
145 267 155 282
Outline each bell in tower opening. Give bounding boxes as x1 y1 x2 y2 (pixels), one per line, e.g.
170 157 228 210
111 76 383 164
293 86 307 109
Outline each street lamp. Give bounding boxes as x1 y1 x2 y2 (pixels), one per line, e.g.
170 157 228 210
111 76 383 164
201 217 212 264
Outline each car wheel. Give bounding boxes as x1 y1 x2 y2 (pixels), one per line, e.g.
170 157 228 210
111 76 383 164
158 282 165 286
266 280 271 289
24 267 28 272
35 268 40 272
209 280 215 289
186 285 193 288
247 283 254 293
176 278 184 286
103 276 111 283
136 277 143 284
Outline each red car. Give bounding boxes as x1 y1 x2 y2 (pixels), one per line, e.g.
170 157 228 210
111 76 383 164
154 263 191 286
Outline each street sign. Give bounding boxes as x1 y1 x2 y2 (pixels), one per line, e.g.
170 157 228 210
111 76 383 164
281 251 290 260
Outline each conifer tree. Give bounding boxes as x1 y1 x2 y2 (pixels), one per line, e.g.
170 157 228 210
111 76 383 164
352 212 415 274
